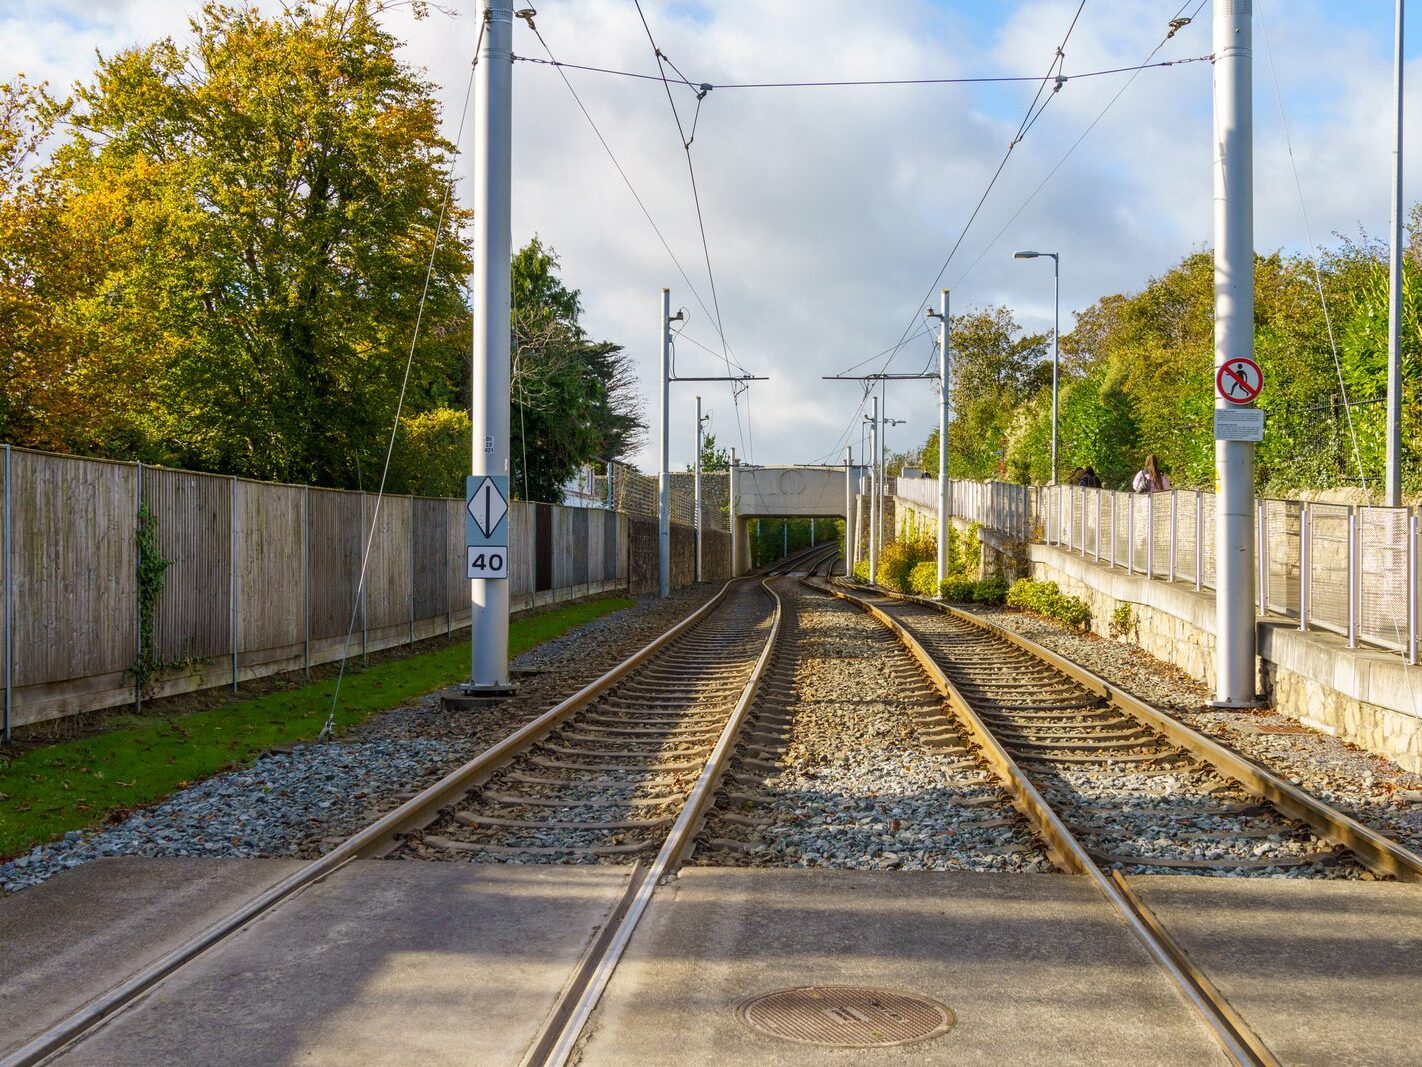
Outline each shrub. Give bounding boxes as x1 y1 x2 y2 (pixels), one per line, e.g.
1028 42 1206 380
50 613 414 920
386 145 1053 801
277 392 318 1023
1005 578 1091 629
909 561 939 597
875 537 935 592
852 557 872 583
971 574 1009 606
939 577 977 602
1109 603 1135 641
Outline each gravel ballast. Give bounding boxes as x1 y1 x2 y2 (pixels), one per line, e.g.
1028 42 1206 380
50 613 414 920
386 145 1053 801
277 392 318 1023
969 603 1422 859
1 587 718 894
694 580 1050 872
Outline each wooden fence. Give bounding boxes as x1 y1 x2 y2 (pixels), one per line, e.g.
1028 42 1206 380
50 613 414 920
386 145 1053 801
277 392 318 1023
0 446 691 732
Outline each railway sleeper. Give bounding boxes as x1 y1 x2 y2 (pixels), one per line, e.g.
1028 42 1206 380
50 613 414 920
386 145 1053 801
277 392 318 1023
421 835 654 857
453 811 675 832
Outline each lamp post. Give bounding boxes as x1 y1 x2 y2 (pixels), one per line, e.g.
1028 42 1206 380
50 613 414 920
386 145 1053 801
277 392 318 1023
1013 250 1060 485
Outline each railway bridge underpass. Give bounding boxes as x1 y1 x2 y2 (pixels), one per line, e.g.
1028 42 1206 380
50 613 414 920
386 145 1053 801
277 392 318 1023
728 464 864 575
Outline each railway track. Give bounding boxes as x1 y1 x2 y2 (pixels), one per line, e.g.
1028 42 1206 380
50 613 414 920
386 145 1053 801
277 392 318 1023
812 573 1422 1065
692 576 1044 872
4 544 834 1067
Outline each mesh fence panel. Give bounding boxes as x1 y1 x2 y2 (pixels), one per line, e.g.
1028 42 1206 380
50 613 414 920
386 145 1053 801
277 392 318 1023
1151 493 1171 578
1263 499 1303 619
1359 507 1410 651
1200 494 1217 588
1174 492 1199 583
1308 504 1351 636
1130 496 1149 573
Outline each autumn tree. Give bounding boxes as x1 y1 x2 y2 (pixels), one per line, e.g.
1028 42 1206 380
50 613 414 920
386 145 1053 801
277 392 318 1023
36 1 472 486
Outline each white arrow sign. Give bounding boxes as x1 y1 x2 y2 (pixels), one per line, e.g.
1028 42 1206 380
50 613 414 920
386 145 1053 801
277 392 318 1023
467 476 508 539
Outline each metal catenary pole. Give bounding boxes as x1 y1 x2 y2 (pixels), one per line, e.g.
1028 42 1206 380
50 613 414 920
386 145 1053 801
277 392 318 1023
469 0 513 688
1386 0 1406 506
694 395 703 582
1 444 9 744
658 288 672 598
936 288 950 585
729 449 739 576
1212 0 1259 705
1051 253 1060 485
843 446 854 565
869 395 880 584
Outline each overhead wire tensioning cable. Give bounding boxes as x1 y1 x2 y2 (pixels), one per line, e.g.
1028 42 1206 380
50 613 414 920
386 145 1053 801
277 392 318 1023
319 18 482 743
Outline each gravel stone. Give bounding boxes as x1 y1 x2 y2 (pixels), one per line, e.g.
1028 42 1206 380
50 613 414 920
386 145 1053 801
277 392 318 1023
1 588 717 894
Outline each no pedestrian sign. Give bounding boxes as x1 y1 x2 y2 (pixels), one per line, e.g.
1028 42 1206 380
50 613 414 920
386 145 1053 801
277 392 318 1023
1216 357 1263 405
466 474 509 580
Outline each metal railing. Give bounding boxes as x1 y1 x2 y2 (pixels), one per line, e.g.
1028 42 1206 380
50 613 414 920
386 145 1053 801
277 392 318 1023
893 476 1419 664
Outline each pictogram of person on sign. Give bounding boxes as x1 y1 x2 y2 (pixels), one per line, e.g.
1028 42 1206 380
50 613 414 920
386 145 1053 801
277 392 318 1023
1216 357 1263 405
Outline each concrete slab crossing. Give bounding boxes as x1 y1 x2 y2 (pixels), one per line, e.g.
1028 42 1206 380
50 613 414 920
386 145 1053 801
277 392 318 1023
1130 875 1422 1067
5 860 629 1067
7 860 1422 1065
577 868 1225 1066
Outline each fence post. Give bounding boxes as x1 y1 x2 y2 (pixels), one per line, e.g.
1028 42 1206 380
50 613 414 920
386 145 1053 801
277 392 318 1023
230 475 239 691
135 461 143 714
303 485 311 681
1194 490 1203 591
1300 504 1311 633
3 444 11 744
1169 491 1177 582
361 492 369 665
409 502 416 647
1404 512 1416 665
1347 508 1359 649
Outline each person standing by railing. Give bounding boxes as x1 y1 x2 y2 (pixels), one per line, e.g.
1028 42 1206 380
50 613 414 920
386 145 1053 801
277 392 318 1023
1132 454 1170 493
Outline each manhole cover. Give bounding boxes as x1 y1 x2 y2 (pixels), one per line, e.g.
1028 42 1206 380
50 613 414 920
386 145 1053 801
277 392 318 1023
736 986 955 1048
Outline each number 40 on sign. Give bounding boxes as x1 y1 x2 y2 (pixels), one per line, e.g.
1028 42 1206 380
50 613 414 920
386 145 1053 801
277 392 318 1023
466 474 510 580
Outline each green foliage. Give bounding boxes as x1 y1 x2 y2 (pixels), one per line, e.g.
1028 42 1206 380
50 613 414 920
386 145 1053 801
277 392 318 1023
938 575 1007 604
1109 602 1136 642
970 574 1009 605
0 594 633 858
908 561 939 597
875 537 935 592
923 228 1422 495
506 238 642 502
1006 578 1091 629
852 557 872 583
132 504 173 694
689 431 730 473
0 7 641 494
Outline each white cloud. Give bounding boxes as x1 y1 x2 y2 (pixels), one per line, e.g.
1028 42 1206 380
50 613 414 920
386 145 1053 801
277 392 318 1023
3 0 1418 473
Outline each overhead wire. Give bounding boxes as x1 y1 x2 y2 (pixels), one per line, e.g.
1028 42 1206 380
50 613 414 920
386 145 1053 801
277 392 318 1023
521 17 731 385
811 1 1088 466
947 0 1210 294
320 15 481 742
632 0 753 461
1257 0 1368 496
508 53 1212 90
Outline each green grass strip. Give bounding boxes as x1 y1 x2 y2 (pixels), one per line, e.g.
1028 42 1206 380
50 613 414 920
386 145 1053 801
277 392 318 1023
0 596 634 860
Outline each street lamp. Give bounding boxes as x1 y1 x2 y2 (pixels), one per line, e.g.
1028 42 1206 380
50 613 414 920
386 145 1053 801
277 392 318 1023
1013 250 1060 485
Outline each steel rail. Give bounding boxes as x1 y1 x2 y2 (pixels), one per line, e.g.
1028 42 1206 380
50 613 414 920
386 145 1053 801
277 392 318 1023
859 582 1422 884
2 548 828 1067
530 561 816 1067
809 576 1277 1067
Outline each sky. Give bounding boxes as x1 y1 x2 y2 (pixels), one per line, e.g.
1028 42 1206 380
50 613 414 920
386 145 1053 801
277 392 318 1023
3 0 1420 474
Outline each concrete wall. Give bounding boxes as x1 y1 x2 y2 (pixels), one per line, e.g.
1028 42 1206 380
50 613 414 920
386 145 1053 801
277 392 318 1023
1027 542 1422 773
626 518 729 594
736 466 850 518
